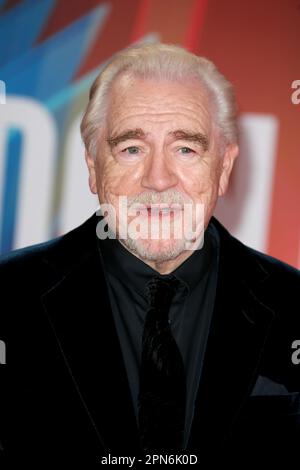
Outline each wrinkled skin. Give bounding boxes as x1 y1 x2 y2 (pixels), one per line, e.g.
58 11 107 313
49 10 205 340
86 75 238 274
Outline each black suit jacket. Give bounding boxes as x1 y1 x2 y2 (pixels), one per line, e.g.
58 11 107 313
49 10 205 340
1 213 300 466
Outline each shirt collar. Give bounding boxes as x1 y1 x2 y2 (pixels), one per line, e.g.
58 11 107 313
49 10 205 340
99 218 218 298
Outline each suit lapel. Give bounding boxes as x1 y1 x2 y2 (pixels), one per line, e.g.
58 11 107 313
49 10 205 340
187 220 276 453
41 216 140 454
39 214 276 455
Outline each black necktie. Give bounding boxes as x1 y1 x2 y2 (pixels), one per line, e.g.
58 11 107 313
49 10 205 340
137 275 186 452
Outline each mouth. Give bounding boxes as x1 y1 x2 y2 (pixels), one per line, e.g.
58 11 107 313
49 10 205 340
144 204 183 218
125 202 185 223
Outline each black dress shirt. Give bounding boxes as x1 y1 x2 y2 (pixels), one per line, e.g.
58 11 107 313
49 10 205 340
97 219 220 447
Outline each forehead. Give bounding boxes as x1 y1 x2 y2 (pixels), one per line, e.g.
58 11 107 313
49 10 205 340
106 74 213 134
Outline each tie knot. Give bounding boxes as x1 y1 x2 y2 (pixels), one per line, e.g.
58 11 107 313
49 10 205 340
145 275 180 311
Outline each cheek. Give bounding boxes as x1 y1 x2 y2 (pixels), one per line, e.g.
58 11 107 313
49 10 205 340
178 159 221 202
95 156 142 202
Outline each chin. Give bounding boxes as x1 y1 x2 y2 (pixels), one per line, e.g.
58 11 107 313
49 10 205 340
121 237 188 263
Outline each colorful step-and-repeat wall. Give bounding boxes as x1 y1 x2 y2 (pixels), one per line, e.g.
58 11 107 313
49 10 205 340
0 0 299 267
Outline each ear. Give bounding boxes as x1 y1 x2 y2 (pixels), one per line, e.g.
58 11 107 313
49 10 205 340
85 150 97 194
218 143 239 197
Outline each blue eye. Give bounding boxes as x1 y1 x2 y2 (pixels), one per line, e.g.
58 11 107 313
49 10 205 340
179 147 194 154
123 146 139 154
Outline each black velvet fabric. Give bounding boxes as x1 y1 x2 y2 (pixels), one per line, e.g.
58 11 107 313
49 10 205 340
1 213 300 466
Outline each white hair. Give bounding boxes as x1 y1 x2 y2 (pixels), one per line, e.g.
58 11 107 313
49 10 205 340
80 43 238 157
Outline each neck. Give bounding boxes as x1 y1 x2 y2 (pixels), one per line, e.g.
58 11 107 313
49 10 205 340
118 241 196 275
144 250 195 274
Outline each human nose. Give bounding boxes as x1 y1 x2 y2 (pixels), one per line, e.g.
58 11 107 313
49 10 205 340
141 150 178 192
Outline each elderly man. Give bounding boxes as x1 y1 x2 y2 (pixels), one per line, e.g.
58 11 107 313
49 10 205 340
0 43 299 466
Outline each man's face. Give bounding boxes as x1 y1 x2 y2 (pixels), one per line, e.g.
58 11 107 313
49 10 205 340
86 75 238 266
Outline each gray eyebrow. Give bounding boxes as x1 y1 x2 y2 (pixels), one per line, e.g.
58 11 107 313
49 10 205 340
170 130 209 151
106 128 209 152
107 128 146 147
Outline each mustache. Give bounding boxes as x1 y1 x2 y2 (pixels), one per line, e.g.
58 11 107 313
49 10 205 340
126 190 191 206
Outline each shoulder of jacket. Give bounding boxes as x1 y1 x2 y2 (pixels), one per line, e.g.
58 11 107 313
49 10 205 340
0 213 98 289
212 216 300 283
